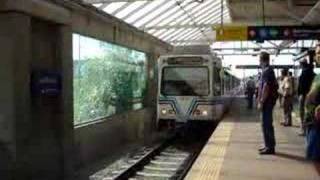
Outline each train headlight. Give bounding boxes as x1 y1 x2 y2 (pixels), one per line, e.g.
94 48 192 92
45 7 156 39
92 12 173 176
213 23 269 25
159 104 175 116
193 105 212 116
168 110 175 114
202 110 208 116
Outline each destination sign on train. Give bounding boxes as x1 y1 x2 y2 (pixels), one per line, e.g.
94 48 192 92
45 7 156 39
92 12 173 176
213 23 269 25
166 57 207 65
215 26 320 41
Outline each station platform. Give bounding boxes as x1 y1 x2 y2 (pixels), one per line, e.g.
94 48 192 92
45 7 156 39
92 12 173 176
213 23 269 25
185 98 320 180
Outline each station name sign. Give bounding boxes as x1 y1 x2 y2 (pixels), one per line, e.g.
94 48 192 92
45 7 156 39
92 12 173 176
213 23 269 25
215 26 320 41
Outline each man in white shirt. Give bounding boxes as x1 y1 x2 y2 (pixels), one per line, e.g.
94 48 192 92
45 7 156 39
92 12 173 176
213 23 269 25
281 68 293 126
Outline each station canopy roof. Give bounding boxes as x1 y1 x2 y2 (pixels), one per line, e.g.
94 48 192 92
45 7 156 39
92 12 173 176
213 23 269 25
83 0 231 46
83 0 320 49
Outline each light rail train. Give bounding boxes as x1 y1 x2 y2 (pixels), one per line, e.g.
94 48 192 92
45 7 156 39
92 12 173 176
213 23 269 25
157 53 240 129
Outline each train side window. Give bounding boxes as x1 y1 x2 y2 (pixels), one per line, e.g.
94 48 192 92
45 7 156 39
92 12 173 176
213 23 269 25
213 67 222 96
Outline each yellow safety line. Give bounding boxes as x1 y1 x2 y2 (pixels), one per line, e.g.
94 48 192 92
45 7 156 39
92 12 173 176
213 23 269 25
185 122 234 180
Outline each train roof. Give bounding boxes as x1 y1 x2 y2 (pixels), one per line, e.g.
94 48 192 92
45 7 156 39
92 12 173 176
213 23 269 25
171 45 214 55
159 54 222 67
160 54 217 58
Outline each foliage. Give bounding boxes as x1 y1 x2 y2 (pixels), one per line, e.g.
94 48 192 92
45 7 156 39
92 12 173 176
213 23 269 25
74 41 147 125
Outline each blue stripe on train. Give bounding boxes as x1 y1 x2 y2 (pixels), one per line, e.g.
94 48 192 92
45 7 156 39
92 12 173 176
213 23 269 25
159 97 228 117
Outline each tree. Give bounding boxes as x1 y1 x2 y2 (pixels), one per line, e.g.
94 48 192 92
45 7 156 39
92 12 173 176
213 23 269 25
73 42 147 124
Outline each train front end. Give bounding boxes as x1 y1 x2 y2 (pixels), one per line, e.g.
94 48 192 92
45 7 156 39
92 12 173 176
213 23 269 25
157 55 221 129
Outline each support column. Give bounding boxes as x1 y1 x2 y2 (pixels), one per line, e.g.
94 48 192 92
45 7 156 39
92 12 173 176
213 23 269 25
142 52 159 138
0 12 31 179
144 52 158 108
57 26 75 179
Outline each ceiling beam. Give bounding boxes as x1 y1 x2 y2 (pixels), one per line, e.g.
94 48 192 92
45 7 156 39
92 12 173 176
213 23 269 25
197 10 229 25
189 32 204 40
231 17 300 25
169 0 221 27
157 29 177 39
83 0 154 4
172 28 201 41
168 28 198 41
226 0 234 20
216 53 294 56
302 0 320 24
122 1 151 20
137 1 180 28
111 2 131 15
260 1 304 24
236 65 298 69
162 28 186 41
98 3 111 9
277 1 320 56
144 23 214 30
211 47 312 51
144 0 225 31
131 0 169 25
139 0 195 29
168 39 214 43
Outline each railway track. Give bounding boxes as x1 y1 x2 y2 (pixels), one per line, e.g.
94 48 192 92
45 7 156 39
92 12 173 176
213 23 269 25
90 123 215 180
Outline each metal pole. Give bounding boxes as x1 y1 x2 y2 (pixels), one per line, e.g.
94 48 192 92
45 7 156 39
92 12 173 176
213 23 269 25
262 0 265 26
221 0 224 26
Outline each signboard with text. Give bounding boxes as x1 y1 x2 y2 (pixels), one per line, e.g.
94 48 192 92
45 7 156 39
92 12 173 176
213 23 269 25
215 26 248 41
248 26 320 41
214 25 320 41
31 70 62 97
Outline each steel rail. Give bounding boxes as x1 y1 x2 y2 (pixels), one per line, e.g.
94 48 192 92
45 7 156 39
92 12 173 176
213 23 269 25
112 137 175 180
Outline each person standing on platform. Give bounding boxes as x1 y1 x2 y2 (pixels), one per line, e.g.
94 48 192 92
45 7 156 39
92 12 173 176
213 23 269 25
280 68 294 126
255 72 262 100
257 52 278 155
277 71 285 107
298 60 315 136
245 77 256 109
304 73 320 161
288 71 295 95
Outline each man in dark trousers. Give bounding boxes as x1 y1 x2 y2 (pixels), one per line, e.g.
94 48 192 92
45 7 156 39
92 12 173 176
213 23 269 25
257 52 278 155
245 77 256 109
298 60 315 136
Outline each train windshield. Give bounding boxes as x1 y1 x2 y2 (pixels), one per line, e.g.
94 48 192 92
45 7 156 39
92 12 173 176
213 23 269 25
161 67 209 96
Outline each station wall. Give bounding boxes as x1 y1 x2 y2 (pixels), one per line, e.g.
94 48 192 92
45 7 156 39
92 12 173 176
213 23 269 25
0 0 171 179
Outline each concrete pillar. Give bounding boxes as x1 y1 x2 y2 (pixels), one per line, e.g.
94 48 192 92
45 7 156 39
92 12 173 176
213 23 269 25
57 26 75 179
142 52 159 138
0 12 31 179
144 53 158 108
0 12 75 180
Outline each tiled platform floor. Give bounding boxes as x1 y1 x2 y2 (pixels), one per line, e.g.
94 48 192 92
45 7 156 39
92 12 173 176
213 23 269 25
186 98 319 180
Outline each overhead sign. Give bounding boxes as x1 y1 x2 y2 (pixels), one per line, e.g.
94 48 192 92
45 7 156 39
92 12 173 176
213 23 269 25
214 26 320 41
248 26 320 41
215 26 248 41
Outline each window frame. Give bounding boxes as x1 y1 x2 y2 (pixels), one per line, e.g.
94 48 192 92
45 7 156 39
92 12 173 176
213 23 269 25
73 33 148 127
160 66 210 96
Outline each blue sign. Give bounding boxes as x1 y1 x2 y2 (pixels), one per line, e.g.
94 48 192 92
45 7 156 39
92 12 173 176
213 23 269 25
31 70 62 97
248 26 320 41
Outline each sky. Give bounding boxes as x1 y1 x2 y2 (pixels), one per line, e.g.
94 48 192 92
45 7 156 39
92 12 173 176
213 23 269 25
221 54 296 78
222 54 320 79
211 40 319 78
